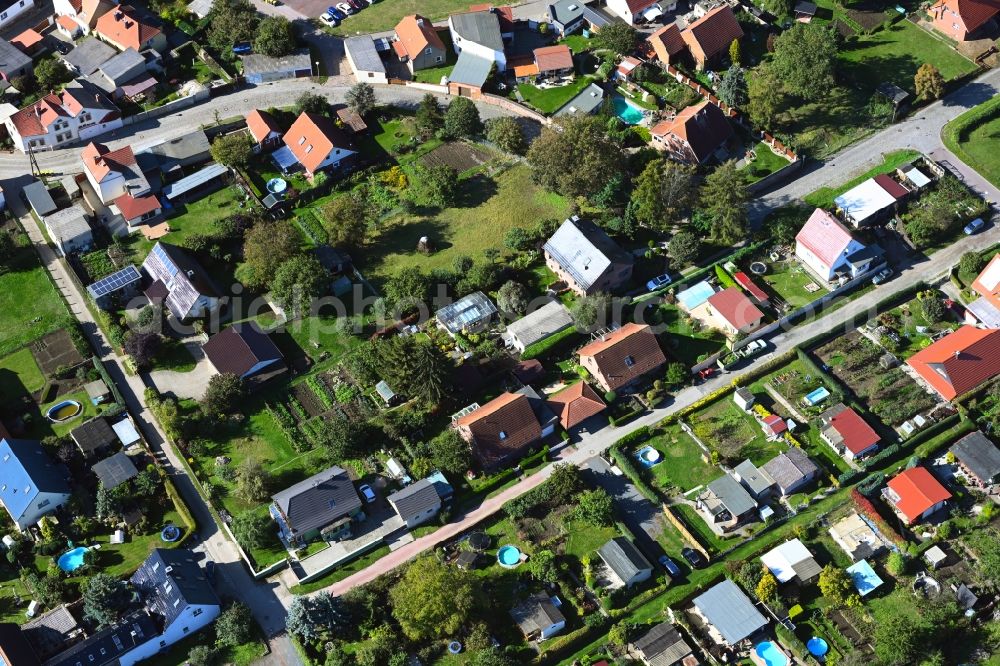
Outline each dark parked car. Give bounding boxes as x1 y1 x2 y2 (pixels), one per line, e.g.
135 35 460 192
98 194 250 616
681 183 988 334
658 555 681 577
232 41 252 54
681 547 707 569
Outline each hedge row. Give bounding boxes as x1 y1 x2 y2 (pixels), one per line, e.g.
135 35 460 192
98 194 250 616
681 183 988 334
162 475 197 545
668 241 766 293
521 326 581 361
608 444 661 503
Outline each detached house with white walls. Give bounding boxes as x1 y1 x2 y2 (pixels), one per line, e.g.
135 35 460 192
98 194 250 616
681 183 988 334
274 111 356 178
449 10 507 71
53 0 115 36
4 80 122 152
0 438 71 531
795 208 883 283
81 141 162 228
0 0 36 33
94 5 168 53
605 0 672 25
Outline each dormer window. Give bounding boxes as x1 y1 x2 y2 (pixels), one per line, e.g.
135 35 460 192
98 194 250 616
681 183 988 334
624 355 635 367
305 145 313 153
499 431 507 440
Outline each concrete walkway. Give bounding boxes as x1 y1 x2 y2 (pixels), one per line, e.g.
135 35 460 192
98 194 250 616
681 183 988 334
147 338 216 401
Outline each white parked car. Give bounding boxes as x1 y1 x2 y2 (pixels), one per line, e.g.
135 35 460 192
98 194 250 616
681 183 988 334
336 2 354 14
320 12 338 25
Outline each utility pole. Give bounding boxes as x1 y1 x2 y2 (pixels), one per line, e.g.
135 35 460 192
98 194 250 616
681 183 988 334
27 143 39 178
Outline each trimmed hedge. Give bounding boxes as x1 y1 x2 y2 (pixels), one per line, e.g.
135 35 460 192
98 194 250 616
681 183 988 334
608 444 661 502
163 475 197 545
521 325 581 361
943 95 1000 188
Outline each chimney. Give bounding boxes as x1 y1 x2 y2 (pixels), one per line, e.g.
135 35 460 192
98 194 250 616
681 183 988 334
954 350 961 359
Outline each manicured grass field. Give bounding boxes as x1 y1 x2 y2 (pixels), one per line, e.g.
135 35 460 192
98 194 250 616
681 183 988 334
518 76 595 115
412 31 456 84
644 425 719 493
743 141 791 182
558 34 594 54
327 0 474 35
760 260 826 308
563 520 619 559
944 96 1000 188
653 302 728 367
0 241 69 357
360 165 572 283
0 348 45 403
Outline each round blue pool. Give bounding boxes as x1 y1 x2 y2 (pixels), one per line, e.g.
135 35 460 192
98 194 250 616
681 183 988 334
497 545 521 568
754 641 789 666
807 637 830 657
47 400 82 423
160 524 181 542
612 97 644 125
57 547 88 573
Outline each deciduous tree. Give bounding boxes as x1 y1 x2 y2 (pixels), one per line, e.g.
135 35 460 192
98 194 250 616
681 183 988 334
320 195 369 249
206 0 259 56
384 266 430 308
496 280 530 316
818 563 854 606
631 159 697 229
444 96 483 138
346 82 377 117
123 332 161 369
756 570 778 601
486 116 526 154
527 115 625 201
270 255 329 318
231 510 272 549
35 57 73 91
576 488 615 526
202 372 247 415
215 602 254 647
416 164 459 207
235 459 269 503
254 16 295 57
770 23 837 99
747 63 783 128
240 220 301 289
390 556 478 640
295 91 329 116
527 549 560 583
594 22 637 55
571 292 611 332
210 132 255 170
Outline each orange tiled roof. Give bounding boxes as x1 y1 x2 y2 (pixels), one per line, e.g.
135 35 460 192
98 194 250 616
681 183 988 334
972 254 1000 311
246 109 282 144
282 111 353 175
534 44 573 72
455 392 542 468
95 6 161 51
650 100 734 162
578 323 667 391
546 381 606 429
11 29 43 51
57 15 81 32
81 142 137 182
681 5 743 62
114 192 160 220
9 94 67 137
887 467 951 524
933 0 1000 33
907 326 1000 400
648 22 686 60
707 286 764 330
394 14 445 60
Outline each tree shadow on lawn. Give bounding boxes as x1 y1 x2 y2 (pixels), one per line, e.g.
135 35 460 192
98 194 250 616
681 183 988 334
362 216 451 261
837 49 923 91
458 173 498 208
943 80 997 108
0 369 54 440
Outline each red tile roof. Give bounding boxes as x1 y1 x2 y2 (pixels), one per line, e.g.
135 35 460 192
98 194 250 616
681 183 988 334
707 287 764 330
246 109 282 144
81 141 137 182
887 467 951 524
454 392 542 468
533 44 573 72
11 28 43 52
113 192 160 220
907 326 1000 400
795 208 856 270
873 174 908 200
57 14 81 32
934 0 1000 33
972 254 1000 311
394 14 445 60
95 6 161 51
9 94 66 137
762 413 787 435
617 55 642 78
578 323 667 391
621 0 659 14
283 111 353 175
546 381 607 429
733 272 769 303
648 22 686 62
650 100 734 163
681 5 743 63
828 406 879 456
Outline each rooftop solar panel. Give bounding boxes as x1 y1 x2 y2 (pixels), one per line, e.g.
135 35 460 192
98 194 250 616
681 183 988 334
87 265 142 298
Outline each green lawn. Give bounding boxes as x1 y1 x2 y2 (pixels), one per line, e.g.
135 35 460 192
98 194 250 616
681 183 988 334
412 31 457 84
644 425 719 492
742 141 791 182
359 165 572 283
688 398 785 465
0 348 45 403
558 34 594 54
760 260 826 308
37 388 98 437
804 149 922 208
0 238 69 357
327 0 473 35
563 520 619 559
652 302 728 367
518 76 595 115
944 96 1000 188
137 620 267 666
154 337 197 373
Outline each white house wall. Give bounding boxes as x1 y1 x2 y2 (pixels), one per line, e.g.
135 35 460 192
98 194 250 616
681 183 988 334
119 604 220 666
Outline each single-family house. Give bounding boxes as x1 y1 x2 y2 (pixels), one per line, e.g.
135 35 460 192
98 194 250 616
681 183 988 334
930 0 1000 40
61 37 117 76
387 478 441 528
0 38 32 81
647 22 686 66
202 323 284 379
141 242 222 320
278 111 356 178
44 205 93 256
605 0 662 25
453 392 542 471
794 208 876 282
543 216 633 296
241 50 312 84
20 604 83 661
43 613 159 666
504 300 574 353
393 14 446 73
702 287 765 338
54 0 115 36
967 253 1000 327
834 176 905 228
0 438 71 531
907 326 1000 400
884 466 952 524
81 142 161 228
760 447 819 496
546 381 607 430
246 109 283 152
547 0 586 36
680 5 743 69
5 80 122 153
829 512 884 561
577 323 667 393
692 579 768 646
0 0 36 33
819 403 879 460
437 291 498 336
449 10 507 71
697 474 757 530
510 592 566 641
344 36 387 84
70 417 117 460
516 44 574 84
271 465 364 544
760 539 822 584
630 622 694 666
598 537 653 588
94 6 167 53
650 101 734 164
91 451 138 490
950 430 1000 488
554 82 606 116
733 459 775 501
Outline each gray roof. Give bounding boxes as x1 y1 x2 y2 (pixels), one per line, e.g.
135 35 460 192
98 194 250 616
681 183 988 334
506 300 574 348
693 579 768 645
62 38 116 76
449 50 494 87
130 549 219 625
387 478 441 521
99 48 145 83
510 591 565 636
706 474 757 517
142 242 218 319
516 384 560 430
345 36 386 74
951 431 1000 484
734 459 774 496
555 82 605 116
549 0 586 27
0 38 31 76
91 451 138 489
140 129 211 171
581 4 612 27
23 181 57 216
162 163 227 200
437 291 497 334
760 447 818 492
44 205 91 246
966 296 1000 328
543 216 631 291
22 605 79 660
632 622 693 666
450 11 504 50
70 417 117 455
271 465 362 536
45 612 158 666
598 536 652 582
241 50 312 76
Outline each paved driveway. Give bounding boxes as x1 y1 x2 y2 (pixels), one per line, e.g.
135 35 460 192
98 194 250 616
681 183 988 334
583 456 666 562
146 338 216 400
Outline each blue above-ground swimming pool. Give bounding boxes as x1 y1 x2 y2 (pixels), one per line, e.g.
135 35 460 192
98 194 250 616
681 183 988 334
612 96 644 125
807 637 830 657
754 641 789 666
57 547 88 573
47 400 82 423
635 445 663 468
804 386 830 406
497 545 522 568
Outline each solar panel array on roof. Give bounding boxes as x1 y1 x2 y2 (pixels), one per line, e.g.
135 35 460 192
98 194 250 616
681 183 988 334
87 265 142 298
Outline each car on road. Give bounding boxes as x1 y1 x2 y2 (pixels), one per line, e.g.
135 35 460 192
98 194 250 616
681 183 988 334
359 484 376 503
319 12 339 25
646 274 672 291
681 547 707 569
336 2 355 13
964 217 986 235
658 555 681 577
871 267 893 285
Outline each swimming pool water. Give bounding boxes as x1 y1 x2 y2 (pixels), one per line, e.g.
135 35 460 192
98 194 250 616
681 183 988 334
807 637 830 657
612 97 644 125
754 641 789 666
497 545 521 567
57 547 88 573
